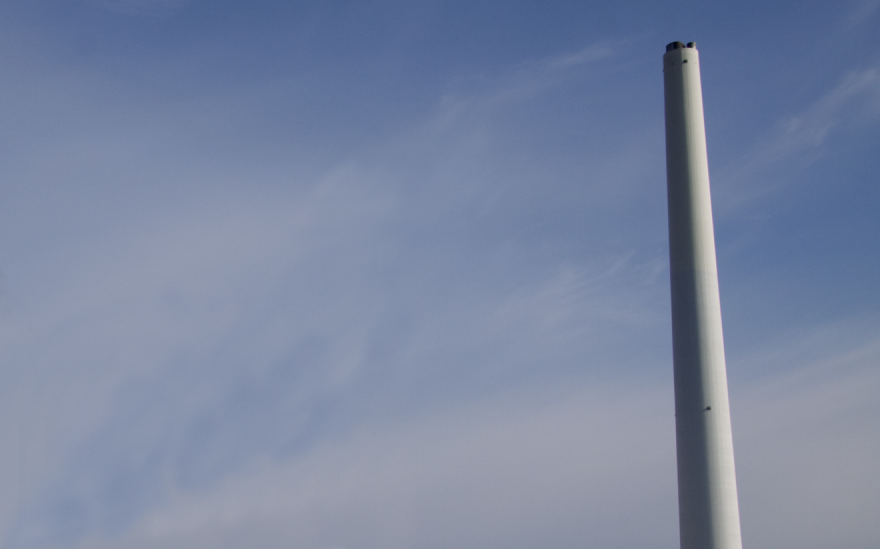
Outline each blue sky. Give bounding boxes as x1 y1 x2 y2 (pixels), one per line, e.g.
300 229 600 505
0 1 878 548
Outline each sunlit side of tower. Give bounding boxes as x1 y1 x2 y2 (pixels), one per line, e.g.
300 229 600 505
663 41 743 549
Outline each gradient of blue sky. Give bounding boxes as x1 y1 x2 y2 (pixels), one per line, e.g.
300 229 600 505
0 1 878 548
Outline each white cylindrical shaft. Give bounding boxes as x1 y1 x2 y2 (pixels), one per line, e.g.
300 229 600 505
663 42 743 549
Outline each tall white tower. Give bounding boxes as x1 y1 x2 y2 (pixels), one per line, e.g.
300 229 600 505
663 41 743 549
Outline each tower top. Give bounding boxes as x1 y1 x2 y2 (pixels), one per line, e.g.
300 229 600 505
666 41 697 52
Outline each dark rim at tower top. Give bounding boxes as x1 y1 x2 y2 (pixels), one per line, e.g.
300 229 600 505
666 41 697 52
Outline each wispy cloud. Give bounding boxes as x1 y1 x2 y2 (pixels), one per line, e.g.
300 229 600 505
771 68 880 155
433 41 618 119
716 65 880 209
0 95 668 546
840 0 880 30
546 44 615 71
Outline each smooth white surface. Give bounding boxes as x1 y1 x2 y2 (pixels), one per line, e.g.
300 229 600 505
664 45 743 549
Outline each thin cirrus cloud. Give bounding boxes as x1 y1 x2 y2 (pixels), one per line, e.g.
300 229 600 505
0 41 671 548
714 63 880 210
